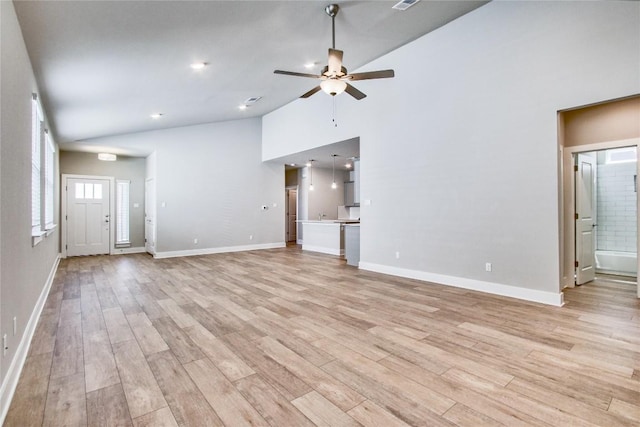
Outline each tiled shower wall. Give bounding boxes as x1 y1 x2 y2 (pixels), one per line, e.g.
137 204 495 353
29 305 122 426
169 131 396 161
596 161 637 252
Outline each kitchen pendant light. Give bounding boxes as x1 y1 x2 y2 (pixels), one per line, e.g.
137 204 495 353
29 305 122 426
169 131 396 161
331 154 338 189
309 160 314 191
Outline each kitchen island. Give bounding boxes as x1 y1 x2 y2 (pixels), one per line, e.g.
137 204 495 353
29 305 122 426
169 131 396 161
298 220 358 256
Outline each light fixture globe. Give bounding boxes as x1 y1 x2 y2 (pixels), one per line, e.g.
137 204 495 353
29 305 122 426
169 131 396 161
320 78 347 96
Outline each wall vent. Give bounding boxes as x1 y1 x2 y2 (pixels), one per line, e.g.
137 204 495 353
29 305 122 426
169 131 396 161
392 0 420 11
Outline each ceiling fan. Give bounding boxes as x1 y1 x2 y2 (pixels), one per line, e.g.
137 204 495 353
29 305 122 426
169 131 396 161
274 4 394 100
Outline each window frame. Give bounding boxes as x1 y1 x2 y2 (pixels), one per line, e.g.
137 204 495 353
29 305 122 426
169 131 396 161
115 179 131 247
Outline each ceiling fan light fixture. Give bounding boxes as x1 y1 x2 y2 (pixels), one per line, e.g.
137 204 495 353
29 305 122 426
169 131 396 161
320 79 347 96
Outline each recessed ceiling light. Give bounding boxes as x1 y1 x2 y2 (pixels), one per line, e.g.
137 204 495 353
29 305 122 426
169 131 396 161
190 62 207 70
150 113 163 119
345 163 352 169
238 105 248 110
290 163 296 167
304 62 317 69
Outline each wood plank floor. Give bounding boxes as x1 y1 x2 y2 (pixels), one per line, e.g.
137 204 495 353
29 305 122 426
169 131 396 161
5 248 640 426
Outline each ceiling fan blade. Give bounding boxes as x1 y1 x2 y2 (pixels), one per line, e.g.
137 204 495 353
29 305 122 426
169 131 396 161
328 49 343 75
344 83 366 100
300 86 322 98
347 69 395 81
274 70 321 79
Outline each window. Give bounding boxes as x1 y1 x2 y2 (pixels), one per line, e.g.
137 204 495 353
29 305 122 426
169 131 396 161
31 94 43 235
75 183 103 200
116 180 130 246
605 146 637 164
32 93 57 245
44 131 55 228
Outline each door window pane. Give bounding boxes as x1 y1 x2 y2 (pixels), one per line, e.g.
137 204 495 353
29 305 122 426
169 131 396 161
94 183 102 199
75 182 85 199
85 183 94 199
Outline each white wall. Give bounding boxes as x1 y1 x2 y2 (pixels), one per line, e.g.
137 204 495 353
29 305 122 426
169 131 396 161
1 1 61 419
75 118 284 256
262 1 640 304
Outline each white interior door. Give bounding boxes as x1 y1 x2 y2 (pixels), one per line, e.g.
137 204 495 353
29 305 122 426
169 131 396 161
145 178 156 254
67 178 110 256
575 153 596 285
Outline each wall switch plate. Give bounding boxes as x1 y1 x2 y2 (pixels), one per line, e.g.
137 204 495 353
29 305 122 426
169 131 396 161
249 235 253 240
395 251 400 259
485 262 492 272
194 238 198 244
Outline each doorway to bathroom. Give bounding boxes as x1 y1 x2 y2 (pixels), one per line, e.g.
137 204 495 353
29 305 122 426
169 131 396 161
574 147 637 285
559 95 640 298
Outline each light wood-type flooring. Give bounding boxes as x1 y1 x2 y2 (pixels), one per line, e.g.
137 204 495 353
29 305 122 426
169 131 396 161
4 247 640 426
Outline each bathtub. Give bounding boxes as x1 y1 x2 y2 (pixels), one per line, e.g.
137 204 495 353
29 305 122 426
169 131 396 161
595 250 637 277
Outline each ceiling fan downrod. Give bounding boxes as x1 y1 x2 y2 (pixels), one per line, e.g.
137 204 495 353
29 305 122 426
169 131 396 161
325 4 339 49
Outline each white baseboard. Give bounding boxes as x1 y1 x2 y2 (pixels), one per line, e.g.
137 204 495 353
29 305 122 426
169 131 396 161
153 242 286 259
0 254 61 424
359 262 564 307
301 245 343 256
112 246 146 255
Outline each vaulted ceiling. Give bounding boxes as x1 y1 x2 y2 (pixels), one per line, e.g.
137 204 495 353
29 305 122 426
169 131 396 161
14 0 486 153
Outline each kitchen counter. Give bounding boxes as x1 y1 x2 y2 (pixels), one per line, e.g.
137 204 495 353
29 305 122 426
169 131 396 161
298 220 356 255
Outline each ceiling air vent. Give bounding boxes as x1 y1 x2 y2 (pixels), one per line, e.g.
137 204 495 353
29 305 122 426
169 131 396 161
244 96 262 105
392 0 420 11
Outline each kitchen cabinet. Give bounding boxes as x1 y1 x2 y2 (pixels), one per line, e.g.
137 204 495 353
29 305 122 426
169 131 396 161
345 224 360 266
344 181 357 207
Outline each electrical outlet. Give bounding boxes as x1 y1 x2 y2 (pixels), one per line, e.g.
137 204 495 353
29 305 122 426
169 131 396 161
395 251 400 259
13 317 17 336
485 262 492 272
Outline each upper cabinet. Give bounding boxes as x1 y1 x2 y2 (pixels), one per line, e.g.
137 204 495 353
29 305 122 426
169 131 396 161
345 159 360 207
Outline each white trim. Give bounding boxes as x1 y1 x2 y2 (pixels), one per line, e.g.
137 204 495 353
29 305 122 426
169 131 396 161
359 262 565 307
61 174 115 258
0 254 60 424
112 246 146 255
153 242 286 259
301 245 343 256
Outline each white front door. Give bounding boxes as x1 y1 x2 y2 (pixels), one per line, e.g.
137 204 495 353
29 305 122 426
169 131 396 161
575 153 596 285
66 178 110 256
145 178 156 254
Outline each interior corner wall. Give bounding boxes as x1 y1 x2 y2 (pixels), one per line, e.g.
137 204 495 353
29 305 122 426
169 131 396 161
0 0 61 416
74 118 284 256
59 151 146 249
262 1 640 303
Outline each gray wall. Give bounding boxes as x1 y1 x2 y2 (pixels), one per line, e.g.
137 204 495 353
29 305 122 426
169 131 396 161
298 167 346 221
262 1 640 301
72 118 284 255
59 151 146 249
1 0 60 397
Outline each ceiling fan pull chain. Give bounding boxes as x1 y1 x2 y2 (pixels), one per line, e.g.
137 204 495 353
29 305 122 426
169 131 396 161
332 97 338 127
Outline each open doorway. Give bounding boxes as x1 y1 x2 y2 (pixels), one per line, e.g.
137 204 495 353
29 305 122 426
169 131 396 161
573 147 637 286
559 95 639 298
285 187 298 244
